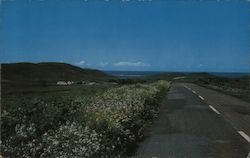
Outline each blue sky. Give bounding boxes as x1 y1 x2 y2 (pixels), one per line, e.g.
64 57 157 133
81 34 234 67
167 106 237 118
1 0 250 72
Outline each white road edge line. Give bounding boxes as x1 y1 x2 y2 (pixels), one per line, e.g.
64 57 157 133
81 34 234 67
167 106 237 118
209 105 221 115
184 86 191 90
247 152 250 158
199 95 205 100
238 131 250 143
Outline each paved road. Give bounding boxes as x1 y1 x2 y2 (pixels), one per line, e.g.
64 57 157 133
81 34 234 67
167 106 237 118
134 83 250 158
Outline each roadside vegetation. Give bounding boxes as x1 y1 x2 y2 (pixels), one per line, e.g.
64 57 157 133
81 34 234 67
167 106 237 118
140 72 249 102
198 77 249 102
3 62 248 157
1 80 170 157
174 73 249 102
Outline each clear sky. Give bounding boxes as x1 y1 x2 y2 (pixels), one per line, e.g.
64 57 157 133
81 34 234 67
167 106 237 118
1 0 250 72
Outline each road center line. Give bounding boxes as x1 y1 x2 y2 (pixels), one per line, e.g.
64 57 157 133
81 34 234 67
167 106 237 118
199 95 205 100
238 131 250 143
184 86 191 91
192 90 196 94
209 105 221 115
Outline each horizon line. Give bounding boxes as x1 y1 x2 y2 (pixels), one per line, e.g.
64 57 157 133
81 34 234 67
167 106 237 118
1 61 249 74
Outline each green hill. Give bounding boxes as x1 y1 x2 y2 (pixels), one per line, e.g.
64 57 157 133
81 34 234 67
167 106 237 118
2 62 115 86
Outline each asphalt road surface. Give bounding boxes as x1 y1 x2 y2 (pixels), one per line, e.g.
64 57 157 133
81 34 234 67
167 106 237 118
134 83 250 158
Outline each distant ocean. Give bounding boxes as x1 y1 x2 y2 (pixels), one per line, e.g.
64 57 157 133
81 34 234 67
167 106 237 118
105 71 249 78
105 71 161 78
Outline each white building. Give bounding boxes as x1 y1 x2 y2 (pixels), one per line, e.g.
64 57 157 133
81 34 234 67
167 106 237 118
56 81 67 85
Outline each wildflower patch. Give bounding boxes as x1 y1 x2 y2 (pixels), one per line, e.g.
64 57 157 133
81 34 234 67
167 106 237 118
1 80 170 157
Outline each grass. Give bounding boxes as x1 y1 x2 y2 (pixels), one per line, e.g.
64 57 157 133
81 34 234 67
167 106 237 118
174 73 250 102
1 80 170 157
3 84 113 98
200 84 250 102
139 72 249 102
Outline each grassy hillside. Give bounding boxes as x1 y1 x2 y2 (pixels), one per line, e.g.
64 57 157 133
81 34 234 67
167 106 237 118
175 72 249 90
2 62 116 86
137 72 249 102
174 72 249 102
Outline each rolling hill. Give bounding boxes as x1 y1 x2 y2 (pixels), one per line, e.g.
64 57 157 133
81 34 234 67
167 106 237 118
1 62 116 86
